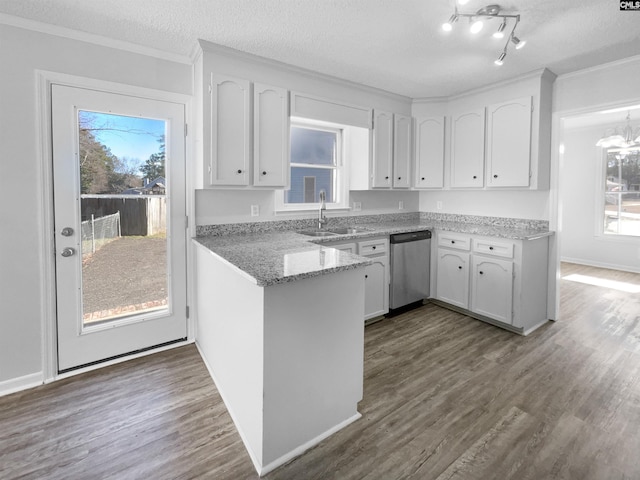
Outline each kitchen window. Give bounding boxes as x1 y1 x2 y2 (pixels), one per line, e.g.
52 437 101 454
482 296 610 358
276 119 349 212
601 147 640 237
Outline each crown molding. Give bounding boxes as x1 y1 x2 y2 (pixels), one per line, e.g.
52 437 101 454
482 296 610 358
555 53 640 83
0 13 192 65
197 40 412 105
413 68 557 105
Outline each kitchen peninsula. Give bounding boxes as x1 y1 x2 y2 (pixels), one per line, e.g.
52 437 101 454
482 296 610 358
193 232 370 476
194 212 553 475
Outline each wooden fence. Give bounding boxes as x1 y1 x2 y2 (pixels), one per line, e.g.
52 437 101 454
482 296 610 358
81 195 166 236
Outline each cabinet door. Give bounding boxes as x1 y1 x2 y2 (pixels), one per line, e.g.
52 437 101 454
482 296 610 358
450 109 485 188
393 114 411 188
470 256 513 324
414 116 444 189
253 84 289 187
210 75 251 186
487 97 532 188
364 256 388 320
372 110 393 188
436 249 469 309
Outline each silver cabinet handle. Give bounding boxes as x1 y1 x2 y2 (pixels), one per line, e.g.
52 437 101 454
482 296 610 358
61 227 74 237
61 247 76 257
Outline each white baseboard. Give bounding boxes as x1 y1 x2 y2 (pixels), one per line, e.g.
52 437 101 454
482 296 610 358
561 257 640 274
0 372 43 397
259 412 361 476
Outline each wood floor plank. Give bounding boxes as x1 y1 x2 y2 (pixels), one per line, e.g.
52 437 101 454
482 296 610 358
1 262 639 479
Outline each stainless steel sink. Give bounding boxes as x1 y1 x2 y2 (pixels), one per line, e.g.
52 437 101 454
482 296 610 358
327 227 370 234
297 230 338 237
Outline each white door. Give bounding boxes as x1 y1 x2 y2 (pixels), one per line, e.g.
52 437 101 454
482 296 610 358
52 84 187 372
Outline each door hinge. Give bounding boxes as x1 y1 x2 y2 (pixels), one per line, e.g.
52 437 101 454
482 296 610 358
184 123 188 137
186 306 190 318
185 215 189 229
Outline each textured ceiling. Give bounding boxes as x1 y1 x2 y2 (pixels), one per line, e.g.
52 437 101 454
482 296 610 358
1 0 639 98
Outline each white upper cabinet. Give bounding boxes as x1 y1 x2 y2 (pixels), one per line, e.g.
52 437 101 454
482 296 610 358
414 116 444 189
450 108 485 188
486 96 532 188
372 110 394 188
210 74 251 186
393 114 412 188
253 83 289 188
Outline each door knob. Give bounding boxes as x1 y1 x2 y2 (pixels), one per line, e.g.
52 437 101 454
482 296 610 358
61 247 76 257
61 227 74 237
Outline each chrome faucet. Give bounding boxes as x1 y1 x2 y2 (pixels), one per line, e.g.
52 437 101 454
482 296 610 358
318 190 328 230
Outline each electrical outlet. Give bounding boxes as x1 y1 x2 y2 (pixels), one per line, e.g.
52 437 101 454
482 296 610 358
251 205 259 217
399 201 404 210
353 202 362 211
436 201 443 211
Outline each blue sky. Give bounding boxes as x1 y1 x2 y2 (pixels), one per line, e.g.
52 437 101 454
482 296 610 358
80 111 166 170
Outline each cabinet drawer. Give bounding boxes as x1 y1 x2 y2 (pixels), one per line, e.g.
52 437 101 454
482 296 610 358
358 238 388 256
437 233 471 251
473 238 514 259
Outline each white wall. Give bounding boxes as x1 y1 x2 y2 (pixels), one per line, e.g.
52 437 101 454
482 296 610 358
559 124 640 272
419 190 550 220
554 55 640 272
0 21 192 387
195 189 419 225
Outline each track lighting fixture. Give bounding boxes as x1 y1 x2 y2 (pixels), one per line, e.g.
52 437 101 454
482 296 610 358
440 4 526 66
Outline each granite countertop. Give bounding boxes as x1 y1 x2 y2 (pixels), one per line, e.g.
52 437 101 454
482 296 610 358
194 218 553 287
194 232 372 287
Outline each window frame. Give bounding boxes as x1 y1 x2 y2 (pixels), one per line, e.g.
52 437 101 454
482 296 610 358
275 117 350 213
596 146 640 239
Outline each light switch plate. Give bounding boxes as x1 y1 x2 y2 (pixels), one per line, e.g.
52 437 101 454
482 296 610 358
398 201 404 210
353 202 362 211
251 205 259 217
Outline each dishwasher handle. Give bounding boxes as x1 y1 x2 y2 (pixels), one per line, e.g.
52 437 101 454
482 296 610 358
390 230 432 244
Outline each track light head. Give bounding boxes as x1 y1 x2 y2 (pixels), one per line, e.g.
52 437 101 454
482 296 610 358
470 18 484 34
493 19 507 39
442 14 458 32
511 35 526 49
494 51 506 66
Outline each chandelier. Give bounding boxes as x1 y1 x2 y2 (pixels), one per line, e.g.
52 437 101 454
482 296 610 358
596 113 640 149
441 2 525 66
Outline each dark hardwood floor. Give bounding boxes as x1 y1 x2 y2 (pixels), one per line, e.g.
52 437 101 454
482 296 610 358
2 263 639 479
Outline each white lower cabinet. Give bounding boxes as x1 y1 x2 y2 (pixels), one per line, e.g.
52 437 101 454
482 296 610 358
470 256 513 324
363 259 388 320
436 249 470 309
434 231 550 335
326 236 389 321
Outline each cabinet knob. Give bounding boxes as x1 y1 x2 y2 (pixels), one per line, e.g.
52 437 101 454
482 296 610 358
479 271 484 275
237 169 243 174
451 240 455 244
421 177 425 181
262 171 267 176
458 266 462 270
365 274 368 279
398 177 401 180
372 246 376 250
489 246 494 250
472 175 477 179
493 174 498 178
385 176 389 180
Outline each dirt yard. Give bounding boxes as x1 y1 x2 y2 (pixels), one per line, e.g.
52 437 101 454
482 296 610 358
82 236 168 321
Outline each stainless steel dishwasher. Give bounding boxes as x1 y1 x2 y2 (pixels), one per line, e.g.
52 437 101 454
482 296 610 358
389 230 431 311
